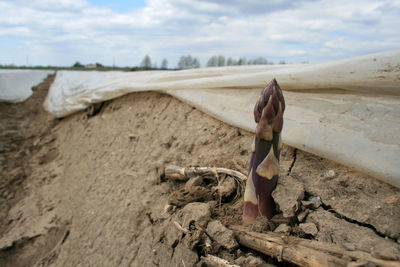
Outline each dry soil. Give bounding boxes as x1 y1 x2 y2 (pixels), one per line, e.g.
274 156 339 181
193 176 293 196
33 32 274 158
0 75 399 267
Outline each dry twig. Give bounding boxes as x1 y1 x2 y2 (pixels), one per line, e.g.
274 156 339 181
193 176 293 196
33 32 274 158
165 165 245 208
164 165 247 182
231 225 400 267
173 221 189 234
201 254 240 267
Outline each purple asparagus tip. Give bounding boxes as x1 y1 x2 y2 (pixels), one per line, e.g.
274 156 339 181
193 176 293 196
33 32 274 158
243 79 285 224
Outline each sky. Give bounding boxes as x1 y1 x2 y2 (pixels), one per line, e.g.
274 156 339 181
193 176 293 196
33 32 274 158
0 0 399 68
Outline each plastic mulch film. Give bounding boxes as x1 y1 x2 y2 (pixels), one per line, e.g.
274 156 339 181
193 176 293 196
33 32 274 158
5 50 397 188
0 70 54 102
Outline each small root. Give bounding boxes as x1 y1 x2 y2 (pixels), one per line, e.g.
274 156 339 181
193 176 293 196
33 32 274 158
173 221 189 234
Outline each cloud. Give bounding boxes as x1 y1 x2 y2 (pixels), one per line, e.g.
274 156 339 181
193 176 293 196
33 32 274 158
0 0 399 66
287 50 308 55
174 0 317 16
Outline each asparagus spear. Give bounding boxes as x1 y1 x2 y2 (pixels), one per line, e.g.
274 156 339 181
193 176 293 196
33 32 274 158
243 78 285 224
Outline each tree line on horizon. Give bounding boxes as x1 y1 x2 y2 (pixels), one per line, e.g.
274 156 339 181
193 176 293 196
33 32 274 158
0 55 293 70
139 55 200 70
138 54 288 70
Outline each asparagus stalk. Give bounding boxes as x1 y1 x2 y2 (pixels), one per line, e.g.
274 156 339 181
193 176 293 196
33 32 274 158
243 78 285 224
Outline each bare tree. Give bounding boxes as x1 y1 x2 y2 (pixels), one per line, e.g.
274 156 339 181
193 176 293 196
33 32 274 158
177 55 201 69
237 58 247 65
226 57 234 66
192 58 200 68
217 55 225 66
140 55 152 68
207 55 226 67
206 56 218 67
249 57 268 65
161 58 168 69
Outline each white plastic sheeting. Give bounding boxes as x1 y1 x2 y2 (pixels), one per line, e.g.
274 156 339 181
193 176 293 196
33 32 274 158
0 70 54 102
43 50 400 188
170 89 400 187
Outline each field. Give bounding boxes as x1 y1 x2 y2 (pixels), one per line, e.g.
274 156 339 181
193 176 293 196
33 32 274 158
0 75 399 266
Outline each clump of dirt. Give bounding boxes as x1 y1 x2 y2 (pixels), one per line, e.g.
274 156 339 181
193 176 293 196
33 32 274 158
0 77 399 266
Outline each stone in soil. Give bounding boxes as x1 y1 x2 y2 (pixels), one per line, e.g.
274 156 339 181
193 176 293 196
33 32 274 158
165 202 211 247
274 224 291 234
206 220 238 251
298 222 318 237
297 210 309 222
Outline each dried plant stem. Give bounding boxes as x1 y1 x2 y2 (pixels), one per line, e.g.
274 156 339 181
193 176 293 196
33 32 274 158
164 165 247 182
201 254 240 267
231 225 400 267
212 168 223 213
173 221 189 234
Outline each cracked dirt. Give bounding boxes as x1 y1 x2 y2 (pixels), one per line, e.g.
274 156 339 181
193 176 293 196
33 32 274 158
0 77 399 266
